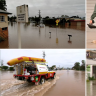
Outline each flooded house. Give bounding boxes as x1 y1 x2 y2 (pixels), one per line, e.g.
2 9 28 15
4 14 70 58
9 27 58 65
87 50 96 59
0 9 12 41
86 59 96 79
86 50 96 80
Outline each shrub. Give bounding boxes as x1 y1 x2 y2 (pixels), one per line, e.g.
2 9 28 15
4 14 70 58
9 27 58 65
88 76 94 80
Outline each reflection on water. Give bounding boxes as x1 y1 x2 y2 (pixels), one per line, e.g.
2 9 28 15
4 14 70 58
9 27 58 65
0 22 85 48
87 80 96 96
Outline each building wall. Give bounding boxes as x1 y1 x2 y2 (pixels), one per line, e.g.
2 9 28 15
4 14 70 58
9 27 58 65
0 27 8 38
0 13 8 28
70 21 85 30
0 13 8 39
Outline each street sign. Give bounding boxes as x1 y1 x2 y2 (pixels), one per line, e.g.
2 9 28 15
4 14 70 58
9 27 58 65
56 19 60 26
17 5 29 23
56 19 59 23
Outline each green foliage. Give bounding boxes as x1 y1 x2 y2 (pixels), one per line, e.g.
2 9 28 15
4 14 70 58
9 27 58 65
2 66 8 70
50 65 56 70
9 67 14 71
35 16 40 24
86 80 90 82
73 60 85 71
73 62 80 70
80 60 85 71
89 76 94 80
0 0 7 11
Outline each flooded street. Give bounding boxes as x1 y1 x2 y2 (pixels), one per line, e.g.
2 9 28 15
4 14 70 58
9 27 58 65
0 23 85 48
87 81 96 96
0 70 85 96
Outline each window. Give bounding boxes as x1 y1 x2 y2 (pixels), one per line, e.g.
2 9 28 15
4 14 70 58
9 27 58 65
2 27 7 31
0 16 5 22
48 67 52 71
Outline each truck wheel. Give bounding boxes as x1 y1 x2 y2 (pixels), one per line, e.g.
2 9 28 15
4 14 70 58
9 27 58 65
53 74 56 79
40 77 45 84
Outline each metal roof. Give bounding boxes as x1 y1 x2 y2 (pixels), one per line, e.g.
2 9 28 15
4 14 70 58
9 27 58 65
0 9 12 14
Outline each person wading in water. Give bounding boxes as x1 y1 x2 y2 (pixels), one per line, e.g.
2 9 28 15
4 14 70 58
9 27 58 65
90 4 96 24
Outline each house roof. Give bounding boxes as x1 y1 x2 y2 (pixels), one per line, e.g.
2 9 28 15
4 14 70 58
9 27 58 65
87 50 96 53
0 9 12 14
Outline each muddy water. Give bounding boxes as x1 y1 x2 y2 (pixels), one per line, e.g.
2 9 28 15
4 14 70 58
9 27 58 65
43 70 85 96
0 70 85 96
87 81 96 96
0 22 85 48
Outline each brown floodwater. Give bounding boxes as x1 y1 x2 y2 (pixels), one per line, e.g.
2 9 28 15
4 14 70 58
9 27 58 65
0 70 85 96
0 22 85 48
87 81 96 96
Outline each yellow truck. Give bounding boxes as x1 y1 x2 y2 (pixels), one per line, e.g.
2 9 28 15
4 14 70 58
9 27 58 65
7 56 56 85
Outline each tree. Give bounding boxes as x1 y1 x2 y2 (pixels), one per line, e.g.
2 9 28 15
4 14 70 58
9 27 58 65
80 60 85 71
35 16 40 24
45 16 50 19
2 66 8 70
0 0 7 11
9 67 14 71
73 62 80 70
50 65 56 70
31 17 35 21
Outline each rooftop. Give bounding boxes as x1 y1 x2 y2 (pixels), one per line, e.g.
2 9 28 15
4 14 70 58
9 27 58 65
87 50 96 53
0 9 12 14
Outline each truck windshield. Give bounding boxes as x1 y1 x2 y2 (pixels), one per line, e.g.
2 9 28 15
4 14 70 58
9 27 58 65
48 67 52 71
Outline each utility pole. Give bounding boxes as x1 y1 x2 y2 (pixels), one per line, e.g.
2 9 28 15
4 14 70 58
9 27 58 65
43 51 46 59
39 10 41 25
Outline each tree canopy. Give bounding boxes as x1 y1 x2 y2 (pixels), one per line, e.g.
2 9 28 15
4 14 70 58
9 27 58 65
0 0 7 11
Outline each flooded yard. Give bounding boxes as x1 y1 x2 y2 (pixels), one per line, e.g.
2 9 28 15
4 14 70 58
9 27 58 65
0 23 85 48
87 80 96 96
0 70 85 96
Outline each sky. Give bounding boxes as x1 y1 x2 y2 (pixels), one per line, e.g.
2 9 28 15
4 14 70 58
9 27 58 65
6 0 85 17
0 49 86 68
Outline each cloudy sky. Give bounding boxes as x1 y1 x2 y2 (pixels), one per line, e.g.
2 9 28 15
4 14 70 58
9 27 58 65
6 0 85 17
0 49 86 68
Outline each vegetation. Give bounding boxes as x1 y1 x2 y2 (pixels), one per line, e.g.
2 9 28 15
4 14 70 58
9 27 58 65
9 67 14 71
50 65 56 70
1 66 8 70
0 0 7 11
72 60 85 71
88 76 95 80
0 66 14 71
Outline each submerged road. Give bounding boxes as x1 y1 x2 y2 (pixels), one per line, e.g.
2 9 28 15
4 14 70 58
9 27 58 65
0 70 85 96
43 70 85 96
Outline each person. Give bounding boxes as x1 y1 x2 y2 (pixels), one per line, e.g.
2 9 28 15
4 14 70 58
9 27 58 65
90 4 96 24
